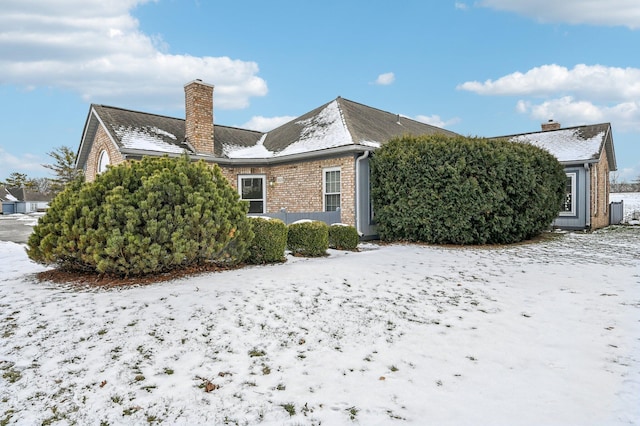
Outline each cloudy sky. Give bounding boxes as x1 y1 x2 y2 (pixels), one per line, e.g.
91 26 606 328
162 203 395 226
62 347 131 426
1 0 639 181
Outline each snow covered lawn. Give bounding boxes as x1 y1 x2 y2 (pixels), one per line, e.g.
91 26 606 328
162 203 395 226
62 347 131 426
1 227 639 425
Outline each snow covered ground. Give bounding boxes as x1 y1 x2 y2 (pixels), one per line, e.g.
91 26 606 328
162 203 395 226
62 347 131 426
611 192 640 223
1 223 639 425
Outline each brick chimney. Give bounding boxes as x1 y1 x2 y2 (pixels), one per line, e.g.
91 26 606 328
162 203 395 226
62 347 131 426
541 119 561 131
184 80 215 155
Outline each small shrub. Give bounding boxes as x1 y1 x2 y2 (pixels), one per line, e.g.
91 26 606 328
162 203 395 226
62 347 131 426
245 217 287 264
287 220 329 257
328 224 359 250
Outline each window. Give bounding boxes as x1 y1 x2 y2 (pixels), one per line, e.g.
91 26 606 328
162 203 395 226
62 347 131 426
238 175 265 214
560 172 577 216
97 150 110 174
323 167 341 212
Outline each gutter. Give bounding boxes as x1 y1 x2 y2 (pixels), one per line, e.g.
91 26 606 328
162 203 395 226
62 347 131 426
355 151 370 236
120 144 377 167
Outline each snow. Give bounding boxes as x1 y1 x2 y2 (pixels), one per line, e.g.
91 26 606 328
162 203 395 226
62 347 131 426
114 125 186 154
1 216 639 424
511 128 604 162
225 100 353 159
4 193 18 201
611 192 640 223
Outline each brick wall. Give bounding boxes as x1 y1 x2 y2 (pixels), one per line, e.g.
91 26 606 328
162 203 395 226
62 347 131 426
84 125 125 182
184 80 215 155
219 155 357 226
590 149 610 229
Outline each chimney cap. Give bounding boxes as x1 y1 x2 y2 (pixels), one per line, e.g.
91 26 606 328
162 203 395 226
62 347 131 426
184 79 215 89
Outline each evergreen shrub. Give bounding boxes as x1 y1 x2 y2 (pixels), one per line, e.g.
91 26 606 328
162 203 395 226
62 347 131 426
287 220 329 257
370 134 566 244
246 217 288 264
328 224 360 251
27 155 253 276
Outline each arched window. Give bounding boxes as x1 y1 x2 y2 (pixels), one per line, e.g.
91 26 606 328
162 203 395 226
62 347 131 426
97 150 110 174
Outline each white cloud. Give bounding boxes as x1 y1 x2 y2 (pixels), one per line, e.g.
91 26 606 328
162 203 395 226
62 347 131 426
455 2 469 11
0 0 268 111
241 115 296 132
516 97 640 132
375 72 395 86
459 64 640 131
414 114 461 128
479 0 640 29
457 64 640 102
0 148 48 180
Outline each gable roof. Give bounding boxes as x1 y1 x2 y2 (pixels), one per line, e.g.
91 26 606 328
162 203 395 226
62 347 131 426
77 97 458 168
497 123 617 171
222 97 458 159
0 186 52 202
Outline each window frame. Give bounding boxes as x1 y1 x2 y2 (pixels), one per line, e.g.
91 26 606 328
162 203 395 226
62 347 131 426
560 172 577 217
97 150 110 174
323 167 341 212
237 174 266 214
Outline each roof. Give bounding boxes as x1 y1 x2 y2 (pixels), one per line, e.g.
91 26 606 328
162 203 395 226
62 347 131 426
496 123 617 171
0 186 52 202
224 97 458 158
77 97 458 167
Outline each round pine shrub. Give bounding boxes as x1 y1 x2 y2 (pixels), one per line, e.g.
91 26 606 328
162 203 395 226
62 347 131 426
370 134 566 245
287 220 329 257
27 155 253 276
328 223 359 251
246 217 288 264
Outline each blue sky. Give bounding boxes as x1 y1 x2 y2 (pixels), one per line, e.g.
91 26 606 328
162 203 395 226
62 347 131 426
1 0 639 183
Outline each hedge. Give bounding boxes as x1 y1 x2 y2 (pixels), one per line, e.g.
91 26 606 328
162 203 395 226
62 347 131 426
370 134 566 244
246 217 288 264
287 220 329 257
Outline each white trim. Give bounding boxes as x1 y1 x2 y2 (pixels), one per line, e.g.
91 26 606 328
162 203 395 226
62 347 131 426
97 150 110 174
237 174 266 214
560 172 577 217
323 167 341 212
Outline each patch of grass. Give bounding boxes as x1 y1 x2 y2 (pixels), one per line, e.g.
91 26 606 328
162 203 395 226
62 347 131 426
261 364 271 375
390 365 399 372
1 410 15 426
164 368 174 375
123 406 141 416
346 406 359 420
111 395 123 404
276 383 286 391
134 374 145 382
248 348 266 357
2 368 21 384
281 403 296 417
97 328 107 336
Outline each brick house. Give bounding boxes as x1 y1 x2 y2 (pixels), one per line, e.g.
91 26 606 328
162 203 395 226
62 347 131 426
75 80 457 239
75 80 617 236
498 120 617 230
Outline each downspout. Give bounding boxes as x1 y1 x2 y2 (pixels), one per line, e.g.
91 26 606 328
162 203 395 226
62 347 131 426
584 163 591 229
355 151 370 236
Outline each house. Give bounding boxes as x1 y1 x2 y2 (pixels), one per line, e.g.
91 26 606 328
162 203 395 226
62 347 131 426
0 186 52 214
497 120 617 230
75 80 457 238
75 80 617 237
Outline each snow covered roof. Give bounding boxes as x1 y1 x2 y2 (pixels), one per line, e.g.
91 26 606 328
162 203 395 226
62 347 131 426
77 97 457 170
498 123 616 170
0 186 52 202
223 97 457 159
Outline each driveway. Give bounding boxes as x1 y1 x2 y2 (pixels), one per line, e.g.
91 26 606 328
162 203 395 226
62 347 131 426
0 213 41 244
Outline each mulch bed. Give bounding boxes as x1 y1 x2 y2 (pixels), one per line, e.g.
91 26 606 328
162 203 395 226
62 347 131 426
36 262 239 288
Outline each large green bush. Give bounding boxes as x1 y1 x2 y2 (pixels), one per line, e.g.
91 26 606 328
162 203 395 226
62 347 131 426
27 155 253 276
370 134 566 244
328 224 359 251
246 217 288 264
287 220 329 257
